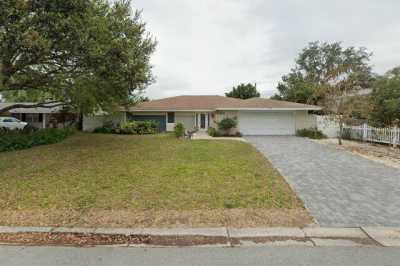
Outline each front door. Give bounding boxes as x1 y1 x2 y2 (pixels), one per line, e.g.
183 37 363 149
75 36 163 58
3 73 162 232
200 114 206 129
197 113 208 131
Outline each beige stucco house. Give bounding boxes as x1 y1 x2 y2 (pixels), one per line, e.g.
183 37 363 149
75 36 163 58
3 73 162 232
83 95 321 135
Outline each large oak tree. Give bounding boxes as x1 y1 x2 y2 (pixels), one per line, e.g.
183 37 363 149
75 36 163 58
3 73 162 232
369 66 400 127
0 0 156 113
271 41 374 105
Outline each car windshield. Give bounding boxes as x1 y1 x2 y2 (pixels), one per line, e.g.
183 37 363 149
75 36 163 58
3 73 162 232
1 117 19 122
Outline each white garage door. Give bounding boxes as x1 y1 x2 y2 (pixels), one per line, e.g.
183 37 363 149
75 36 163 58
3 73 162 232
238 111 295 135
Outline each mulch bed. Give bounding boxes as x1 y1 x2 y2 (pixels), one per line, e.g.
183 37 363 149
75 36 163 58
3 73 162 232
0 233 228 247
0 233 377 247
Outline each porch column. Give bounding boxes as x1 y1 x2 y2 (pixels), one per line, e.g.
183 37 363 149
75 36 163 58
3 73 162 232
42 113 46 129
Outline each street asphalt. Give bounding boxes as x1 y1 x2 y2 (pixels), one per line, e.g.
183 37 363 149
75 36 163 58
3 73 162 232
1 246 400 266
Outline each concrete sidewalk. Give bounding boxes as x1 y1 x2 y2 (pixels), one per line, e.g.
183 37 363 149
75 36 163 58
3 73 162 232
0 226 399 247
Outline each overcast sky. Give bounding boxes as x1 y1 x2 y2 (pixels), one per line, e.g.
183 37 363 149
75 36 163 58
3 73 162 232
133 0 400 99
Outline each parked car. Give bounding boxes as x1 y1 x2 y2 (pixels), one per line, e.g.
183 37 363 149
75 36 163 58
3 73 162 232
0 117 28 130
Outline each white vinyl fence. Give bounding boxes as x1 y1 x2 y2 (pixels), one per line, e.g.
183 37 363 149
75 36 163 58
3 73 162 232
316 115 339 138
342 124 400 147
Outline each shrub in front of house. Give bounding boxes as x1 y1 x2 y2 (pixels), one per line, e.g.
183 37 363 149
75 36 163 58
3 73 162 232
119 121 158 135
296 128 327 139
217 117 237 131
0 127 75 152
211 117 241 137
207 127 218 137
208 126 242 137
119 122 137 134
21 124 39 134
135 121 158 135
93 126 114 134
93 121 115 134
174 122 185 138
93 121 158 135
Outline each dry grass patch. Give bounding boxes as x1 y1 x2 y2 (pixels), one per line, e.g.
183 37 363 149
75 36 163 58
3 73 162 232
0 209 312 228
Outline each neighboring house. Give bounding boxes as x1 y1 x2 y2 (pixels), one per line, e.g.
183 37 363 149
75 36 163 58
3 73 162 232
83 95 321 135
0 103 77 129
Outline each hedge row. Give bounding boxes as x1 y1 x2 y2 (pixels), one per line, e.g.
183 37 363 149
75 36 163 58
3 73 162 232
0 127 75 152
93 121 158 135
296 128 327 139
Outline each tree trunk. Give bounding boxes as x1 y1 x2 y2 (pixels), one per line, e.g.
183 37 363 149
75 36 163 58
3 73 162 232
338 119 343 145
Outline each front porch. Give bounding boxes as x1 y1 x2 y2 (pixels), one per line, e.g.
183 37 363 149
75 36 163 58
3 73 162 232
172 110 238 132
126 110 238 133
167 112 214 132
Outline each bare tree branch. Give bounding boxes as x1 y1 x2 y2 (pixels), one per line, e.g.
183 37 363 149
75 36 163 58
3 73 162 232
0 101 66 113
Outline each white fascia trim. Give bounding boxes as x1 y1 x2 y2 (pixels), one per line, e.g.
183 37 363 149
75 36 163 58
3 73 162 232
216 107 322 111
127 109 215 112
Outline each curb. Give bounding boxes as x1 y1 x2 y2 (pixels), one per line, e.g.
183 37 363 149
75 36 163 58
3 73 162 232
361 227 400 247
0 226 399 247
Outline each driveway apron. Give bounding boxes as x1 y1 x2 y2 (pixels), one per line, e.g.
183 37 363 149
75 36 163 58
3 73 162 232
245 136 400 227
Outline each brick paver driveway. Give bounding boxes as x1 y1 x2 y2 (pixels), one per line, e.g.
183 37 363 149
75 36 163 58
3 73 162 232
245 136 400 227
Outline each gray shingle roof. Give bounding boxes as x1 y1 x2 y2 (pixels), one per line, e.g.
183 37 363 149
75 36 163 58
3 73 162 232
128 95 321 111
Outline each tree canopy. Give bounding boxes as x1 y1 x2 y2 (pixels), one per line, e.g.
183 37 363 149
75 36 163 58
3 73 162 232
225 83 260 99
369 66 400 127
318 63 374 144
0 0 156 114
271 41 374 105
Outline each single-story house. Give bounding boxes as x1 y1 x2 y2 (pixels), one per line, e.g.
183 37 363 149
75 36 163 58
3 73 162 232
83 95 321 135
0 102 77 129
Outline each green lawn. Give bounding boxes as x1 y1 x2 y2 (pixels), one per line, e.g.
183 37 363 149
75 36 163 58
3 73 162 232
0 133 311 227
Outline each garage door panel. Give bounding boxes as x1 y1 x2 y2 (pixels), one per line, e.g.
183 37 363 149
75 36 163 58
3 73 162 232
239 111 295 135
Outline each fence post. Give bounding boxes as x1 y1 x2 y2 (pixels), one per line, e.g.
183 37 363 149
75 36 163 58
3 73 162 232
394 126 399 148
362 123 368 142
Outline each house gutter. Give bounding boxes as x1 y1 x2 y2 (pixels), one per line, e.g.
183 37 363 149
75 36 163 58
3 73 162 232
216 107 322 111
125 108 322 112
125 109 215 112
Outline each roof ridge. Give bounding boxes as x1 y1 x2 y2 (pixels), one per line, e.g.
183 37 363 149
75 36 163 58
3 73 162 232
178 95 224 97
243 97 318 106
130 94 321 111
